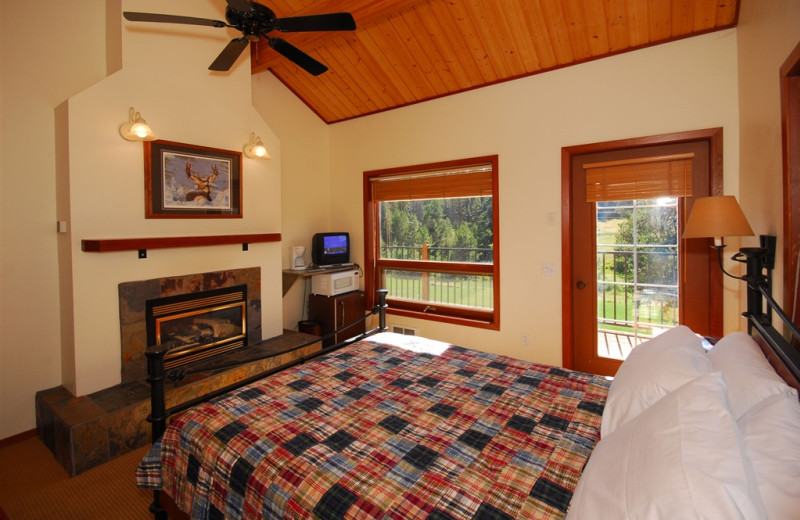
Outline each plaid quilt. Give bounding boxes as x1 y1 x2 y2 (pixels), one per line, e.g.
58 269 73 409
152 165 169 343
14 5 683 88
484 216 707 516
137 333 609 520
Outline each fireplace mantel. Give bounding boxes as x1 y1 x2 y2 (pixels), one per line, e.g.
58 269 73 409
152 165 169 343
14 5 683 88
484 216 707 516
81 233 281 256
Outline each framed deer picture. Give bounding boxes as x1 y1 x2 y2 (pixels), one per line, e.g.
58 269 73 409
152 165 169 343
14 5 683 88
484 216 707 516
144 140 242 218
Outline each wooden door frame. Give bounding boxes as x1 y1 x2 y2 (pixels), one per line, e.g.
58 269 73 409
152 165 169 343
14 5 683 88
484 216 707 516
781 40 800 330
561 128 724 369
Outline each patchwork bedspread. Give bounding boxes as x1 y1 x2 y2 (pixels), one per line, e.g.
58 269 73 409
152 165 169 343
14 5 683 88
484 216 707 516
137 333 609 520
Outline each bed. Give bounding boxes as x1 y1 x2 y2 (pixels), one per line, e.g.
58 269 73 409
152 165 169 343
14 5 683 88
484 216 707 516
137 283 800 519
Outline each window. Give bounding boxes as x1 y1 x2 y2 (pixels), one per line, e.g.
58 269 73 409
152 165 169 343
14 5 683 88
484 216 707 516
363 155 499 329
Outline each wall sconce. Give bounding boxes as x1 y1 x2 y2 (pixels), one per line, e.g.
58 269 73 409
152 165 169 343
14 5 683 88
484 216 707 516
683 195 777 314
243 132 270 159
119 107 158 141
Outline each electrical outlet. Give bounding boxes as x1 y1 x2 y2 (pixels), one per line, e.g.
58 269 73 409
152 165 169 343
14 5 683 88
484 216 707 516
521 333 530 346
542 264 557 277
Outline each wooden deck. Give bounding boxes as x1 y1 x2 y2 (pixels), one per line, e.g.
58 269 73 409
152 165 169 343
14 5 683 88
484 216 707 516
597 329 646 360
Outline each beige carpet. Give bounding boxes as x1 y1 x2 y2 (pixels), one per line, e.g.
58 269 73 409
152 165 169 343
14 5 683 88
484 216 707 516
0 436 154 519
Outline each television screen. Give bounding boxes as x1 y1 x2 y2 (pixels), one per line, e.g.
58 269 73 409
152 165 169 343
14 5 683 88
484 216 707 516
323 234 348 255
312 232 350 266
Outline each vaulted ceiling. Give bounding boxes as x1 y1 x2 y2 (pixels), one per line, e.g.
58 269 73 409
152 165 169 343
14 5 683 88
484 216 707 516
251 0 739 124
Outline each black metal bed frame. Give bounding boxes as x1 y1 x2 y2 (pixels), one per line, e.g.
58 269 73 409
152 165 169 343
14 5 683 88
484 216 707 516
144 289 388 520
142 259 800 520
738 248 800 389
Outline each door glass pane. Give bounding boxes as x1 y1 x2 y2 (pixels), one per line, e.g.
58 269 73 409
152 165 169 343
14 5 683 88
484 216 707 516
596 198 679 360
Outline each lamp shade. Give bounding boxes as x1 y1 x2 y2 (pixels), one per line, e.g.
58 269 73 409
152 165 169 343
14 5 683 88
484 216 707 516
682 195 754 240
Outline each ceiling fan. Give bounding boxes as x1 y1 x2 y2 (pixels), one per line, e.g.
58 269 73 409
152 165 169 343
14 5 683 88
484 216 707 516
123 0 356 75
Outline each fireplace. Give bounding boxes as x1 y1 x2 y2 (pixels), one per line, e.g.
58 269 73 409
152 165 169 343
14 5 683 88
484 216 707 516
118 267 262 384
147 285 248 370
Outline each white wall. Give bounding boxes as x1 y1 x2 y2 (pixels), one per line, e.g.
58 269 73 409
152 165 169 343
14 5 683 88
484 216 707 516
737 0 800 313
1 0 283 437
3 0 797 439
324 31 742 366
64 0 282 396
251 72 332 330
1 1 108 438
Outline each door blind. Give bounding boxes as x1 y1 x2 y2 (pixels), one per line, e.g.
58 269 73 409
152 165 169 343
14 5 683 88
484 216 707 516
584 153 694 202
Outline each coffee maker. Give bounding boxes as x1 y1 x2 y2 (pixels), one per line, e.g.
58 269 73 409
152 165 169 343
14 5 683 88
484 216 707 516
291 246 307 270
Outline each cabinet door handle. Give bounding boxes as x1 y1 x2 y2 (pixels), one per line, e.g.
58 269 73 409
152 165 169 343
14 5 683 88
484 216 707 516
577 281 586 290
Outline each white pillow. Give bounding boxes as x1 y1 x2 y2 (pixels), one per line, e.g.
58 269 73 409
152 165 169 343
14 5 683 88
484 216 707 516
601 325 711 437
707 331 792 419
738 391 800 520
568 373 766 520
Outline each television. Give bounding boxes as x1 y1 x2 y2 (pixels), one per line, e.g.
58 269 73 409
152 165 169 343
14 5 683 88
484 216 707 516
311 232 350 267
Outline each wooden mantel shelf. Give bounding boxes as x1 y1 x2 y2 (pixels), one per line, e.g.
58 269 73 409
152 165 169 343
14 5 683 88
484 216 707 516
82 233 281 253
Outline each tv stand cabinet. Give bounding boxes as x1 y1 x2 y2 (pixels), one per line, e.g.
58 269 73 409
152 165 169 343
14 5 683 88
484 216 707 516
308 291 366 347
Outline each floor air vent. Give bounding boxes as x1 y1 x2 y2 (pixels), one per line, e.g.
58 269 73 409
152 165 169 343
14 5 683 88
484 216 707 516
391 325 417 336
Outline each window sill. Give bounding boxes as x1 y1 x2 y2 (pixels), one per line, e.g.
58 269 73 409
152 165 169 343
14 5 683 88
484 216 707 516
387 306 499 331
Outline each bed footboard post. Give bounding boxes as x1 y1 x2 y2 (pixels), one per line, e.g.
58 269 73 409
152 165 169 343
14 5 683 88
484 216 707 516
377 289 388 331
145 344 170 520
146 344 169 442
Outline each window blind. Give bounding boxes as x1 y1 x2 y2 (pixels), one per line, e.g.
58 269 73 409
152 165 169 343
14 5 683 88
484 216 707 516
370 164 493 201
584 153 694 202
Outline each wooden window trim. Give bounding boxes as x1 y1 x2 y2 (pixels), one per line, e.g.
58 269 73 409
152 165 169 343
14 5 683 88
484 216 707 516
363 155 500 330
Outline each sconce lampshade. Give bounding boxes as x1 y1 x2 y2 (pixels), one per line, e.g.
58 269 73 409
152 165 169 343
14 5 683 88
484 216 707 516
119 107 158 141
682 195 755 244
243 132 270 159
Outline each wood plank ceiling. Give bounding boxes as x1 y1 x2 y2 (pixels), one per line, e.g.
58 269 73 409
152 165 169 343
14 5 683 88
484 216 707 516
251 0 739 124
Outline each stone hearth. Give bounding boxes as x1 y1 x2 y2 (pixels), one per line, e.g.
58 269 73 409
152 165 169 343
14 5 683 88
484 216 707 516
36 331 321 475
35 266 319 476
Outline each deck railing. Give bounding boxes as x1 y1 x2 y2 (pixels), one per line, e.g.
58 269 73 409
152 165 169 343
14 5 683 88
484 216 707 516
381 245 493 263
597 247 679 333
380 245 494 309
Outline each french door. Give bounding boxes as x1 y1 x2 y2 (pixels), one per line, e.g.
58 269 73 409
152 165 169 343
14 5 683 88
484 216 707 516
562 131 723 376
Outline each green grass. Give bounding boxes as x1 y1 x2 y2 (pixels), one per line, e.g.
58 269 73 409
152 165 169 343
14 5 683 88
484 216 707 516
596 218 624 245
598 290 678 327
384 271 494 309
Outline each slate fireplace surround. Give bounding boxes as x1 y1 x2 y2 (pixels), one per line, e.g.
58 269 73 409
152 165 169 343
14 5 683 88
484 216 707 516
119 267 262 383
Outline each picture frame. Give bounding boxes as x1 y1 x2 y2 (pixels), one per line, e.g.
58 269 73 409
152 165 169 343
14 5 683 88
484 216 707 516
144 140 242 218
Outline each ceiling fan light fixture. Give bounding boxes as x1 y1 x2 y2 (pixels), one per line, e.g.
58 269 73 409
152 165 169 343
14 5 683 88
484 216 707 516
119 107 158 141
243 132 270 159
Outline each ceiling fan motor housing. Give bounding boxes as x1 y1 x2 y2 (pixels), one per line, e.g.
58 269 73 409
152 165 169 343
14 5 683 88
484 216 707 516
226 2 276 39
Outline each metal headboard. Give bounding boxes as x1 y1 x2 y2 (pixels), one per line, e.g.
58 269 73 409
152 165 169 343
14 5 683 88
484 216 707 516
739 247 800 391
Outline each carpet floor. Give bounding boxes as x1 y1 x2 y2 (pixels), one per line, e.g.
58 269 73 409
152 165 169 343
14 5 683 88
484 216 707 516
0 436 154 519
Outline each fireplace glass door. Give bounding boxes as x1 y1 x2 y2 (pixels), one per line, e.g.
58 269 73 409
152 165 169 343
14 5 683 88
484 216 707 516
147 285 248 370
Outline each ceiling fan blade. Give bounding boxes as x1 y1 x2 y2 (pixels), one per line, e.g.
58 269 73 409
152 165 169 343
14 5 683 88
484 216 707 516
209 38 250 71
123 12 227 28
274 13 356 33
268 37 328 76
226 0 252 11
